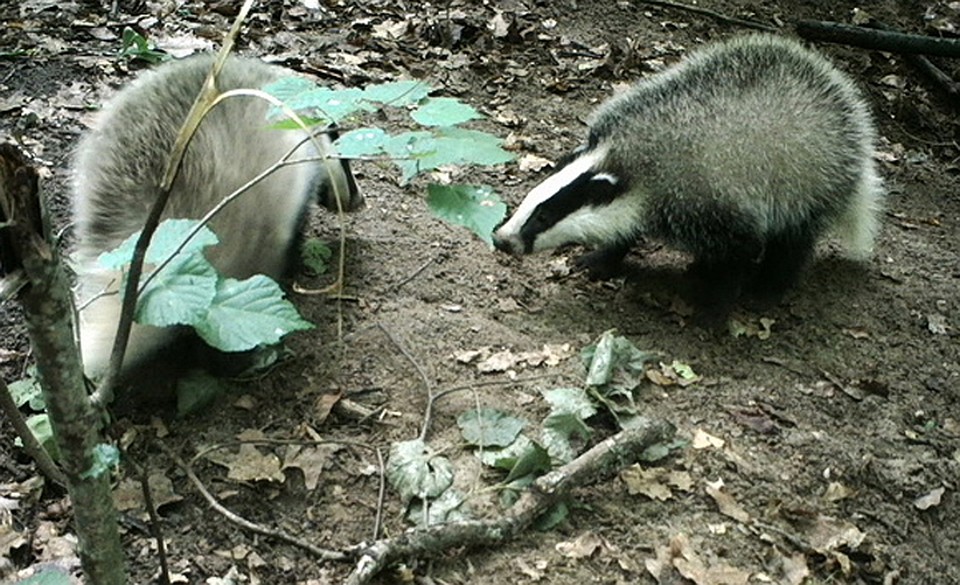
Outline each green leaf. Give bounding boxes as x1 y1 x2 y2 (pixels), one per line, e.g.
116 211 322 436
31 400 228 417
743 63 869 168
80 444 120 479
640 438 687 463
136 252 218 327
533 501 569 531
503 440 552 484
176 369 229 417
386 439 455 504
499 474 535 508
582 329 658 386
14 569 74 585
434 127 515 166
333 127 389 157
275 87 372 125
477 434 535 470
97 219 218 270
407 488 470 527
411 97 482 127
391 127 514 181
541 413 592 464
8 376 44 410
194 275 313 352
261 76 316 104
301 239 333 276
457 408 526 448
118 27 168 64
542 387 597 420
362 80 432 106
427 184 507 246
24 414 58 461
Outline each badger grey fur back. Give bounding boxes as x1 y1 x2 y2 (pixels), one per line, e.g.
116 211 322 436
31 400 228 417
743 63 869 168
73 55 361 378
494 34 883 317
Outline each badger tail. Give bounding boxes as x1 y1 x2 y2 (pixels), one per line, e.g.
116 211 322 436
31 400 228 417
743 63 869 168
834 160 884 261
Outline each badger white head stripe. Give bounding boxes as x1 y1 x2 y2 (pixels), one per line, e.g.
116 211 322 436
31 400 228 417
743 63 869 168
496 147 607 239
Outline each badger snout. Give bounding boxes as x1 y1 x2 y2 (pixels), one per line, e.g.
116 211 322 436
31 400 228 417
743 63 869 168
492 229 520 255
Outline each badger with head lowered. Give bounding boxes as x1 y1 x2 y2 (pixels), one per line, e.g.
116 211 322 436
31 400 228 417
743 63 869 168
494 34 883 319
73 55 362 379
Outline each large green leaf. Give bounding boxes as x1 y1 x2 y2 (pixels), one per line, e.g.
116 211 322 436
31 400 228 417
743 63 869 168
136 252 218 327
97 219 218 270
457 408 526 448
407 488 470 527
427 184 506 246
411 97 481 127
541 387 597 420
386 439 455 504
391 127 514 181
333 127 390 157
362 80 432 106
193 275 313 352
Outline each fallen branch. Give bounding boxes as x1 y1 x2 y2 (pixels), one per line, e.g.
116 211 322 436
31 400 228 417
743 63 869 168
795 20 960 57
343 418 676 584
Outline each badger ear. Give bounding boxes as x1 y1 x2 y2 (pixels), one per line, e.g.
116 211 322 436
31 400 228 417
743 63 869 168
586 171 625 206
591 172 619 185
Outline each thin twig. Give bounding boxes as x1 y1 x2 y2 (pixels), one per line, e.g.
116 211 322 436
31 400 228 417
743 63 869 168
376 322 435 441
158 441 348 562
0 377 66 487
635 0 777 32
373 447 386 541
133 460 170 585
390 255 438 292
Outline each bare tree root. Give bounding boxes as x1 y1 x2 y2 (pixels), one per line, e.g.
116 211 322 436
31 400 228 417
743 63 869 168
343 418 676 585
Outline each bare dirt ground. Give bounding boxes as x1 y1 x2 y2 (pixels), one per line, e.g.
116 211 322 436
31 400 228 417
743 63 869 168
1 1 958 583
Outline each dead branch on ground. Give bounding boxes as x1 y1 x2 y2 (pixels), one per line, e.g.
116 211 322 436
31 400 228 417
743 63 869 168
344 418 676 585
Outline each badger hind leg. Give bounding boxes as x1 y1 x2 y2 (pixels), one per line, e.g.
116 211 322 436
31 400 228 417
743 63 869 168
682 213 765 326
748 224 817 304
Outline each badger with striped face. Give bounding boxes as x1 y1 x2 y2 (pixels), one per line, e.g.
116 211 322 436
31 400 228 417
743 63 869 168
494 34 883 318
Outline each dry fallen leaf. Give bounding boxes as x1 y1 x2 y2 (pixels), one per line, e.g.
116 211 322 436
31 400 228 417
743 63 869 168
281 444 342 490
517 153 554 172
621 465 674 501
646 533 750 585
780 551 811 585
112 474 182 513
555 531 604 559
805 515 866 552
705 480 750 523
692 429 725 450
823 481 855 503
913 486 945 510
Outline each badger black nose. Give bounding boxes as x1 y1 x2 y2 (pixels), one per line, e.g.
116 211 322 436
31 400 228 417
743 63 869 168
492 233 514 254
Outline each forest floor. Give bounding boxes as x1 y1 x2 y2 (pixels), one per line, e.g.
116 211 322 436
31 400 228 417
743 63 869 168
1 0 958 583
